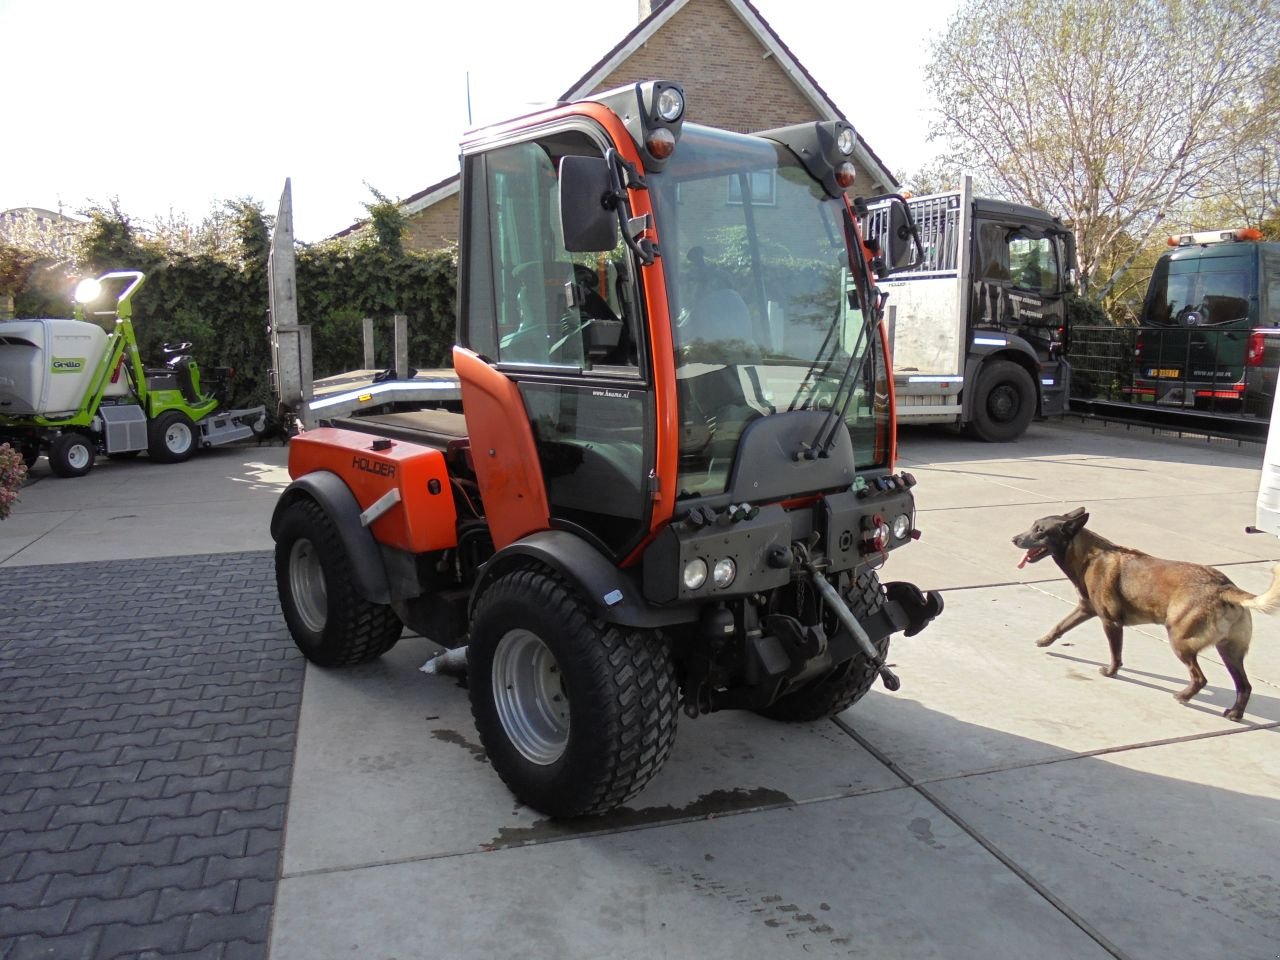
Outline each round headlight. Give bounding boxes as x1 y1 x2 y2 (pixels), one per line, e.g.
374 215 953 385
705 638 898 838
892 513 912 540
712 557 737 589
836 127 856 156
682 557 708 590
74 277 103 304
656 86 685 122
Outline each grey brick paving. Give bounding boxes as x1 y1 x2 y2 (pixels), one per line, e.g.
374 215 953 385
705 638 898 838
0 552 302 960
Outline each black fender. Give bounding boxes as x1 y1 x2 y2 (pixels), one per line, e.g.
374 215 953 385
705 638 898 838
962 334 1043 420
470 529 696 629
270 471 391 605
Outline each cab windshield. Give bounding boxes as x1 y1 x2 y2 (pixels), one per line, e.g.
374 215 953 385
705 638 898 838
649 124 888 499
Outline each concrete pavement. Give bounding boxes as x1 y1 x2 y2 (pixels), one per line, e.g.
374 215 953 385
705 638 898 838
2 421 1278 959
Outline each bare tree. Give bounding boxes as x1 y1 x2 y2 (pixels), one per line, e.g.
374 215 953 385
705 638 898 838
927 0 1279 300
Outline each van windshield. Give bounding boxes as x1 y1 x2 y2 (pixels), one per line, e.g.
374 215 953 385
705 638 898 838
1143 252 1254 328
648 124 887 498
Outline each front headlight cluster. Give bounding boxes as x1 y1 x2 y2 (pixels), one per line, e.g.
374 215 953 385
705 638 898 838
683 556 737 591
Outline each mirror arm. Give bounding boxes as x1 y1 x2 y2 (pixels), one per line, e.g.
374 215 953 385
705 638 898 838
606 148 658 265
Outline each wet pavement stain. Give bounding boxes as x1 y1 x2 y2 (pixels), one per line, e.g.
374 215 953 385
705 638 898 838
430 729 489 763
487 786 794 848
909 816 947 850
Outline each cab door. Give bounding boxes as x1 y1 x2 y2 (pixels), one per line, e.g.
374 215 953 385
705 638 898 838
457 126 656 558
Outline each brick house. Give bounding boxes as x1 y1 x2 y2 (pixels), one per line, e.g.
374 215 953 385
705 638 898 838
342 0 898 250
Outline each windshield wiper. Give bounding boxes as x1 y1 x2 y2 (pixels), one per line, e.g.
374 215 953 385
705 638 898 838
806 311 874 458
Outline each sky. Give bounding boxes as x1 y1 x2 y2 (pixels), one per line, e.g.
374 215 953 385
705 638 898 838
0 0 960 243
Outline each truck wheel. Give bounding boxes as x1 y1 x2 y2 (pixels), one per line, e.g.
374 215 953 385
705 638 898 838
274 498 403 666
966 359 1035 442
468 568 679 818
148 411 196 463
20 441 40 469
755 569 888 723
48 432 94 478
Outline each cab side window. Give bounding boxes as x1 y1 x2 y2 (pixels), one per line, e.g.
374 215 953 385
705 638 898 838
475 136 639 372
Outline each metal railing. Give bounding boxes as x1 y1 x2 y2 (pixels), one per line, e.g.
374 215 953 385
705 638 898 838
1067 324 1272 440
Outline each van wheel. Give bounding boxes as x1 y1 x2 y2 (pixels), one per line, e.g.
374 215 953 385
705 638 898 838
49 432 94 478
966 359 1035 442
755 569 888 722
469 568 679 818
148 410 196 463
274 498 403 666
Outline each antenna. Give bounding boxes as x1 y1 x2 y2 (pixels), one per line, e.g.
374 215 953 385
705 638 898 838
466 71 473 126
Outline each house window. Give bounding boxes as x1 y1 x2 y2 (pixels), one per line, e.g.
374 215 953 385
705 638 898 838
727 170 776 206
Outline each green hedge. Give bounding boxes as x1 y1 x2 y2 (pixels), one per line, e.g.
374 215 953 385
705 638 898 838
0 201 458 420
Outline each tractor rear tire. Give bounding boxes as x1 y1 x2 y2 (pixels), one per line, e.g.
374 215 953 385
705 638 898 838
468 568 679 818
148 410 197 463
755 569 889 723
274 498 403 666
48 432 95 478
966 359 1035 442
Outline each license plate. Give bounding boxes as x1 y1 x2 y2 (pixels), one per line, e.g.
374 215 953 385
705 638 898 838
1147 368 1180 378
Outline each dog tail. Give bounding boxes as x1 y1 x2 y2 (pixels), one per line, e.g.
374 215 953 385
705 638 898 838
1242 564 1280 614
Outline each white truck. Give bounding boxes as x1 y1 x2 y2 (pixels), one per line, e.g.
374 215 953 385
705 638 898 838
865 177 1076 441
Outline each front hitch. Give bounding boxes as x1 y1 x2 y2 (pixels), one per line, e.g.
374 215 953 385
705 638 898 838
804 560 902 692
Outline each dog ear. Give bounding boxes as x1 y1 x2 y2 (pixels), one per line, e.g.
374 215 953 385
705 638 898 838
1064 508 1089 535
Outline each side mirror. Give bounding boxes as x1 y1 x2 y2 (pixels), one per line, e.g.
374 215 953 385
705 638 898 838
558 156 619 253
883 199 916 271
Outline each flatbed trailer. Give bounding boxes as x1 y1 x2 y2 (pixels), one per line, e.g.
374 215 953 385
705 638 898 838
307 367 462 423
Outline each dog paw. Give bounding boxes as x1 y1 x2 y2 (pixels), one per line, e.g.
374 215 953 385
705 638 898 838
1035 637 1056 648
1099 665 1120 678
1173 691 1192 703
1223 707 1244 721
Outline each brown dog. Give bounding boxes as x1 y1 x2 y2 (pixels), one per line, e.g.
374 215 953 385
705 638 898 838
1012 507 1280 720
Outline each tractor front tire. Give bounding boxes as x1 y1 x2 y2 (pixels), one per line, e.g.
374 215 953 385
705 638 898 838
274 498 403 666
148 410 197 463
755 569 889 723
48 432 94 478
468 568 679 818
966 359 1035 442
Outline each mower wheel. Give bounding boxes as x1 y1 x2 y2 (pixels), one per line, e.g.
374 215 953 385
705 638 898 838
148 410 197 463
48 432 95 478
274 498 402 666
469 568 679 818
755 569 889 723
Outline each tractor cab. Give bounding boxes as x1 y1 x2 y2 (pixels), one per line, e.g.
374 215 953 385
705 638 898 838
455 83 912 561
273 81 940 818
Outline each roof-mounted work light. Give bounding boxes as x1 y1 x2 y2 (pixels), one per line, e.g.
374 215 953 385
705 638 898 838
590 80 686 172
757 120 860 198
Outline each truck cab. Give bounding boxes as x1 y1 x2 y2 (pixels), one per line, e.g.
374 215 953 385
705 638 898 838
865 177 1075 441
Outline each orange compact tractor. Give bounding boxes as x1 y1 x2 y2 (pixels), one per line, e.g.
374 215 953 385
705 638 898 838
272 81 942 817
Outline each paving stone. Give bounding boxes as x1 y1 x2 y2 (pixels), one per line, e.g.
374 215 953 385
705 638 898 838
96 917 190 958
6 929 103 960
66 889 160 933
0 551 301 960
185 904 272 952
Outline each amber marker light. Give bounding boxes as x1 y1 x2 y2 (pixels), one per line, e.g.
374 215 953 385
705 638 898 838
646 127 677 159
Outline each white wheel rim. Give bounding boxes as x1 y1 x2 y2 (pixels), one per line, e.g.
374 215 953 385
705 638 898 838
66 441 90 470
492 629 569 765
165 421 192 454
289 538 327 632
